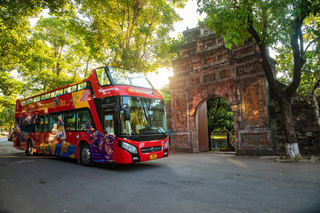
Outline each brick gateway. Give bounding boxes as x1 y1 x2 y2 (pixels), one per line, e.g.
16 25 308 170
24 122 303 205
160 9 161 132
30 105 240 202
168 23 276 155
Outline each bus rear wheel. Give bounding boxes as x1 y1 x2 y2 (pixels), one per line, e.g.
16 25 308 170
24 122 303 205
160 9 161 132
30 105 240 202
26 141 34 156
80 143 92 167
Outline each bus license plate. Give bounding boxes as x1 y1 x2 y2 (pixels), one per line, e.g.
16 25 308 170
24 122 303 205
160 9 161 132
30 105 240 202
150 154 157 160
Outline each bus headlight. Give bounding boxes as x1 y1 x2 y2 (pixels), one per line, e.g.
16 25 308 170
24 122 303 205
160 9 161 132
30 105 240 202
121 142 138 154
164 141 169 150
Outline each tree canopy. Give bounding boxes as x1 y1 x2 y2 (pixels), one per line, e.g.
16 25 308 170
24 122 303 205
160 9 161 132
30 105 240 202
73 0 186 73
0 0 74 96
1 0 186 97
0 0 187 129
207 97 234 134
275 19 320 126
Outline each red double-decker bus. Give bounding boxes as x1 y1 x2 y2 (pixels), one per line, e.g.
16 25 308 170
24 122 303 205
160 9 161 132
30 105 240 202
14 67 169 166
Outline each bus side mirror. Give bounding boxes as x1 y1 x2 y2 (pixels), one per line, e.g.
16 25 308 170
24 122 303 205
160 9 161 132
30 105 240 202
122 104 130 121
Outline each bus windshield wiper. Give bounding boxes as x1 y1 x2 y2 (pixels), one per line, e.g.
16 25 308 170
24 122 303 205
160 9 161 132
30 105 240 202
156 127 167 137
139 127 167 137
139 127 153 136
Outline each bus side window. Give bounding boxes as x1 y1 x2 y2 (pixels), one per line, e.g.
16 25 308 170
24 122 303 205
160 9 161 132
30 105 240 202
64 111 75 131
77 109 95 131
79 82 86 90
21 117 26 132
40 116 44 132
50 114 59 132
71 85 77 92
44 115 49 132
26 99 33 105
34 96 40 102
41 93 50 100
35 116 40 132
56 89 63 96
50 91 56 98
22 116 36 132
64 87 72 94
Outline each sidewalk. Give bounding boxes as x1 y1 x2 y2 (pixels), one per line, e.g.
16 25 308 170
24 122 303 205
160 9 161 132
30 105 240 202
0 138 24 154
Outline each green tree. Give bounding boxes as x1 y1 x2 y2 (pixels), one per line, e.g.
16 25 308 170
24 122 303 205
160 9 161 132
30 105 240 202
17 17 90 97
153 33 185 63
0 1 79 126
74 0 187 73
207 97 234 136
16 36 79 98
276 40 320 126
207 97 234 151
198 0 320 157
34 17 70 77
0 0 74 96
32 17 93 78
159 84 171 105
0 96 16 130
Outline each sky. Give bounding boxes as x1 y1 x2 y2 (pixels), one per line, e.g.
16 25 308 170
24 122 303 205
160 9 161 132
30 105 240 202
147 0 206 89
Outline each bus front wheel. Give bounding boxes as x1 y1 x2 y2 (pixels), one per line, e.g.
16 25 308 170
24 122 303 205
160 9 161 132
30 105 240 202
26 141 34 156
80 143 92 167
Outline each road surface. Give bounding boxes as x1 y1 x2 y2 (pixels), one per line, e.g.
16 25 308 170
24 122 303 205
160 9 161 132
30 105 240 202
0 137 319 213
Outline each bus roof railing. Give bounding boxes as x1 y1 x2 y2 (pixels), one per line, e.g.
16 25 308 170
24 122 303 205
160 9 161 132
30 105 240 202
19 78 90 106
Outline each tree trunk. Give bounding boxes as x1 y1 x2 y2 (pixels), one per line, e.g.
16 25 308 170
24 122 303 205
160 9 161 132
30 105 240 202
247 11 305 159
285 143 301 159
278 97 302 158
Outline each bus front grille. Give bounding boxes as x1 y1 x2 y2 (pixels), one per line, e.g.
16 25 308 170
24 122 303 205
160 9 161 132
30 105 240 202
141 146 162 153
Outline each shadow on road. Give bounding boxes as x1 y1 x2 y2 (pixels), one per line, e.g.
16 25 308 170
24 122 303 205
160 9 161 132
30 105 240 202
0 151 164 172
94 161 162 172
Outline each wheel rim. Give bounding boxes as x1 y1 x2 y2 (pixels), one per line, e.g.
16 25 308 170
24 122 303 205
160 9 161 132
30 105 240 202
81 147 91 164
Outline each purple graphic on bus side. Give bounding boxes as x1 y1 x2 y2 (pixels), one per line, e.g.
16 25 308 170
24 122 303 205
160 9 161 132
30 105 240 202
85 121 116 163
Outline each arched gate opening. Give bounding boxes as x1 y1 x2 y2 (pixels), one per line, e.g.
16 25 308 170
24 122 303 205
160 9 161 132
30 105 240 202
195 97 235 152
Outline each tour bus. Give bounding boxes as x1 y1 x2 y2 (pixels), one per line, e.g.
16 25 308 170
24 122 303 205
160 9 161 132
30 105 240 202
14 67 169 166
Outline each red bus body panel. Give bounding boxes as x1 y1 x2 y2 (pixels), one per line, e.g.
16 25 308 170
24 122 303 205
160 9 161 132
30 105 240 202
14 68 169 164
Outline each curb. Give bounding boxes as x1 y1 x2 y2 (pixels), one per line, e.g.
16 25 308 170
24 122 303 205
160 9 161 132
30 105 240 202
275 155 319 163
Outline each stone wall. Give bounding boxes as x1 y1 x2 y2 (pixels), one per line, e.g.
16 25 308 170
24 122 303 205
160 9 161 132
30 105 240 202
270 97 320 155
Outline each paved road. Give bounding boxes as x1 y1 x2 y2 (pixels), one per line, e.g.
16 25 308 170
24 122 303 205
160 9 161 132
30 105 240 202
0 138 319 213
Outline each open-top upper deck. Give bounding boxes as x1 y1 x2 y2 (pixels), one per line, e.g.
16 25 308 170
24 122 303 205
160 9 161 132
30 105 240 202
16 67 163 115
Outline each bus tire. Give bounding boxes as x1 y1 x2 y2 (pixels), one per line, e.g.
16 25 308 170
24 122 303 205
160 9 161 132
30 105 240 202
80 143 92 167
26 140 34 156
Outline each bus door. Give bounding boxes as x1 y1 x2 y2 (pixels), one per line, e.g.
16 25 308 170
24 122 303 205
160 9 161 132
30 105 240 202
34 115 41 149
48 114 59 154
103 107 115 135
39 115 49 154
63 111 76 148
101 107 115 160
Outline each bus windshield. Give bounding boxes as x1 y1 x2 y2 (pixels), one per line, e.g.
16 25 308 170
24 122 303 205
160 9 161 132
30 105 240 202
109 67 153 89
120 97 167 137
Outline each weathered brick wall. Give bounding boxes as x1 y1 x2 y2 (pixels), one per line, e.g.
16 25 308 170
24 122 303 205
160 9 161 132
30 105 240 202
270 97 320 155
168 23 275 155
